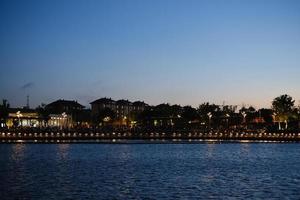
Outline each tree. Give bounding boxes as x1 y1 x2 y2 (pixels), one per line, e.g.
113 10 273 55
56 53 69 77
153 103 173 118
136 108 154 128
198 103 221 129
272 94 295 130
259 108 273 124
297 104 300 130
36 103 50 127
239 106 256 125
94 108 116 126
0 99 10 127
170 104 182 118
298 107 300 130
182 106 198 122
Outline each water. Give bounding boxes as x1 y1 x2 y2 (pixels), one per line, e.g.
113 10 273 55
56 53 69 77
1 142 300 199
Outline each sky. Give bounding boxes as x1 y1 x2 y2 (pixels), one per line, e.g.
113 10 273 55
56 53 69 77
1 0 300 109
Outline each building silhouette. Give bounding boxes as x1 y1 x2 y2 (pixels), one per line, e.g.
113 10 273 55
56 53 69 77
91 98 148 121
46 99 85 128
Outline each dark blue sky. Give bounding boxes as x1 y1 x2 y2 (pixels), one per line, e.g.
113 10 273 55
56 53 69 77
1 0 300 108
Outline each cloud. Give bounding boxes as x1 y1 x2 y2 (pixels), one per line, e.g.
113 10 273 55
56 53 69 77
20 82 34 90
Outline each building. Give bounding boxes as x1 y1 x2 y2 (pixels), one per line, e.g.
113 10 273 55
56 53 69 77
90 98 148 126
6 108 41 128
47 113 72 129
116 99 132 118
90 98 116 117
46 99 85 128
132 101 148 112
45 99 84 113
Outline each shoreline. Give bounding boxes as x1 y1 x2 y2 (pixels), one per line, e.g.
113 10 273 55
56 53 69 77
1 131 300 143
1 139 298 144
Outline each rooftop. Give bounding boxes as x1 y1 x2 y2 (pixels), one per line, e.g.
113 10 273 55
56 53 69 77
90 98 115 105
46 99 85 108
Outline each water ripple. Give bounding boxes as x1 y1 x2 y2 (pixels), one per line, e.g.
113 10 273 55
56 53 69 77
1 143 300 199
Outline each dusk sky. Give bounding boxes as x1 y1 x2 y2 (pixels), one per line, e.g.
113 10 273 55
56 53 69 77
1 0 300 109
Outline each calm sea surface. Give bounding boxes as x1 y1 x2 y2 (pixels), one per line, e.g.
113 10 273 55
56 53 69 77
1 142 300 199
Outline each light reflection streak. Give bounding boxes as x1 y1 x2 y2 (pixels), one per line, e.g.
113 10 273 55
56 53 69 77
11 143 26 162
58 144 70 160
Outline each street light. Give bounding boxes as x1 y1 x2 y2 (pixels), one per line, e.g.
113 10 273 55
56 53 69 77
207 112 212 130
272 113 276 124
226 113 230 128
241 112 247 129
62 112 67 118
241 112 247 123
61 112 67 129
123 116 128 127
16 111 23 127
272 112 281 130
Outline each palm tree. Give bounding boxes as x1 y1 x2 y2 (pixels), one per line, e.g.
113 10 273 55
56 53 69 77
272 94 295 130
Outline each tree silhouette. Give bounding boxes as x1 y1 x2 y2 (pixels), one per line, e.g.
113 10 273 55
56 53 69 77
182 106 198 122
94 108 116 126
0 99 10 127
272 94 295 130
239 106 256 124
36 103 50 127
198 103 221 129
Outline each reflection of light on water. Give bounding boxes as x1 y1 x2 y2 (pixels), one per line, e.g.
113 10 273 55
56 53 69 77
206 143 215 158
206 139 218 143
119 145 133 162
201 175 215 183
241 143 250 154
11 143 26 161
58 144 69 159
239 140 251 143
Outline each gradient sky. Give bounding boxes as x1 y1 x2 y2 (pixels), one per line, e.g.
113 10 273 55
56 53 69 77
1 0 300 109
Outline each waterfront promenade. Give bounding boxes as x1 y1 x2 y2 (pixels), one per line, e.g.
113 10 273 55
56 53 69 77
1 129 300 142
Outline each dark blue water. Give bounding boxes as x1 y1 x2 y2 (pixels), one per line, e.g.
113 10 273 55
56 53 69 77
1 142 300 199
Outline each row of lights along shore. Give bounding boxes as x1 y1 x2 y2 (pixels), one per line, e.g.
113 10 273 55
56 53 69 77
1 132 300 138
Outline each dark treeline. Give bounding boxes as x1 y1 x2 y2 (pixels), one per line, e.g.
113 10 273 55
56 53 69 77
89 94 299 132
